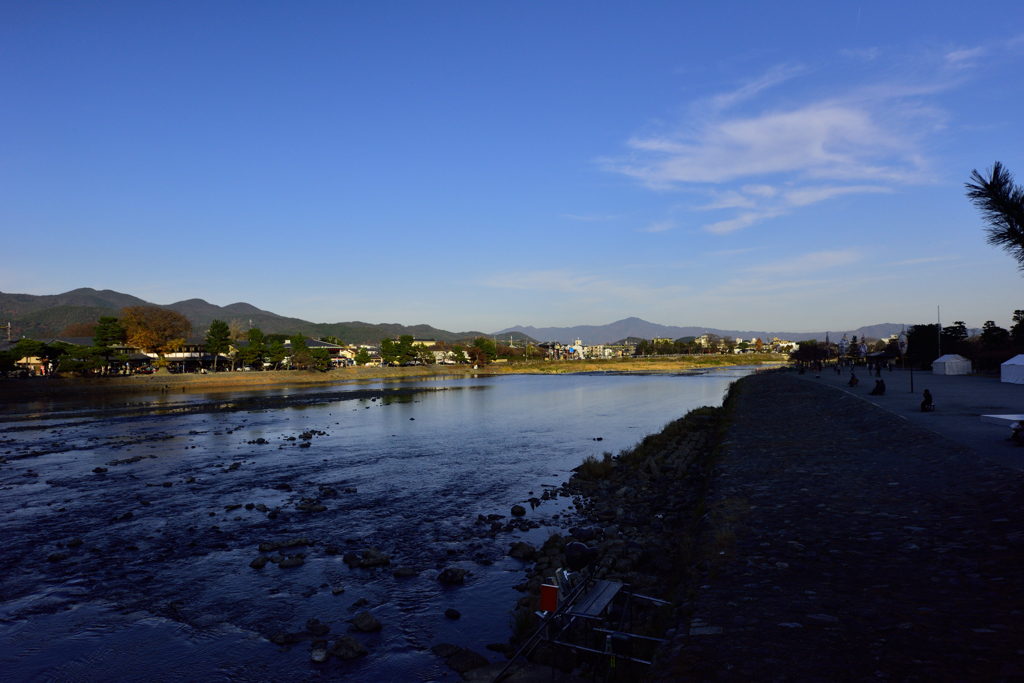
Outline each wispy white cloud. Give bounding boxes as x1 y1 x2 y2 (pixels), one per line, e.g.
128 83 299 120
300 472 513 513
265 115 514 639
599 53 972 235
642 220 675 233
782 184 892 206
704 210 782 235
710 64 804 111
609 101 925 187
749 249 862 275
945 46 985 69
887 255 957 267
695 184 891 233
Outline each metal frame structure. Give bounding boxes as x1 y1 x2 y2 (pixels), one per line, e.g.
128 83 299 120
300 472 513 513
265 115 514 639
491 568 669 682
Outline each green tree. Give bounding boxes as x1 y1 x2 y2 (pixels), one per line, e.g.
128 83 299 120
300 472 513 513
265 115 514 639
355 348 372 365
3 339 67 375
379 338 397 365
942 321 968 343
450 345 468 363
267 339 287 370
320 335 344 345
289 335 328 371
92 316 126 368
966 162 1024 271
51 342 102 375
472 337 497 361
204 319 231 372
1011 311 1024 346
980 320 1010 348
241 328 266 368
789 341 827 363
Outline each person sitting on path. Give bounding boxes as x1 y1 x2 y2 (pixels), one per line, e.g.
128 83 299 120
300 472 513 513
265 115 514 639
920 389 934 412
1008 422 1024 447
877 379 885 395
869 380 882 395
848 372 859 387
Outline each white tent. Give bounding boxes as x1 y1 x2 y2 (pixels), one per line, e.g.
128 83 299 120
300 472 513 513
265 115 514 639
1001 354 1024 384
932 354 972 376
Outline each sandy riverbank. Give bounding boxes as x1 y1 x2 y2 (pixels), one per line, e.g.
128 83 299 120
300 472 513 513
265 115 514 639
0 355 785 402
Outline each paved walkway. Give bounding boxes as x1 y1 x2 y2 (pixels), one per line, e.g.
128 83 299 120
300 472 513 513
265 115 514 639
799 367 1024 471
656 372 1024 682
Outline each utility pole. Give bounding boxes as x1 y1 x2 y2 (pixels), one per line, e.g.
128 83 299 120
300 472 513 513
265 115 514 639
937 306 941 357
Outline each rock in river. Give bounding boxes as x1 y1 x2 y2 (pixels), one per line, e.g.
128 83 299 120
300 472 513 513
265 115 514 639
330 635 368 660
508 541 536 560
249 555 268 570
511 505 526 517
305 617 330 637
438 567 467 584
350 611 382 633
278 555 304 568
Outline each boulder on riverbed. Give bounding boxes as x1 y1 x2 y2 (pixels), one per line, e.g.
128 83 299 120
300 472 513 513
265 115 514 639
305 617 330 637
258 537 312 552
271 631 312 645
438 567 467 584
344 547 391 568
511 505 526 517
508 542 536 560
278 555 304 568
330 635 368 660
349 611 381 632
431 643 490 674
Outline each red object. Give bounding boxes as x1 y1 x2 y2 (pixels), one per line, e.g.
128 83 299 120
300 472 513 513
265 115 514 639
540 583 558 612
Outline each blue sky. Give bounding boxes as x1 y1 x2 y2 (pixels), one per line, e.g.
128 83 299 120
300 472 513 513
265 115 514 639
3 3 1022 333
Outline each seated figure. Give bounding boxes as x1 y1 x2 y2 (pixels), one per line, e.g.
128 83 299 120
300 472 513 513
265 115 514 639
848 372 858 387
869 380 882 395
920 389 934 412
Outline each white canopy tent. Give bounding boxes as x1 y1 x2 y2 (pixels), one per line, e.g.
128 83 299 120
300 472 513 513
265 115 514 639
1001 354 1024 384
932 354 972 376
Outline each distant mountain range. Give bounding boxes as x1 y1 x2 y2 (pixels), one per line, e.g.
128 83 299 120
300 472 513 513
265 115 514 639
1 288 904 346
495 317 905 345
0 288 487 344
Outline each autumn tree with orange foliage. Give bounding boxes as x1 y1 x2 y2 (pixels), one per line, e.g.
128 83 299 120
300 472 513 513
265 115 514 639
120 306 192 360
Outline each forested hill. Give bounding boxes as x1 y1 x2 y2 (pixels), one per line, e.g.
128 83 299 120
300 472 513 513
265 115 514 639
0 289 486 344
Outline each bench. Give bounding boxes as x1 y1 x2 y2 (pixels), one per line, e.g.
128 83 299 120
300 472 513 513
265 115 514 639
567 580 622 619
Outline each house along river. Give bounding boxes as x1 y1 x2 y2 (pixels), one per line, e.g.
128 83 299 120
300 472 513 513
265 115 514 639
0 367 756 682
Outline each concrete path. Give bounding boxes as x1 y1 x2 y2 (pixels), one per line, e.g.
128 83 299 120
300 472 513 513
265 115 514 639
796 367 1024 471
655 372 1024 682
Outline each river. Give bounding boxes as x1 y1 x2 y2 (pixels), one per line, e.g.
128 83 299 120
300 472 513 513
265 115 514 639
0 367 755 682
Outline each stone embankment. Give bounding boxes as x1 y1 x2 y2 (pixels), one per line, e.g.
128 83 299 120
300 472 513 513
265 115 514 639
486 400 730 680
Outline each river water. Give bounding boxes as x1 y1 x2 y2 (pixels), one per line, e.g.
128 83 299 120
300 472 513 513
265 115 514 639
0 368 754 682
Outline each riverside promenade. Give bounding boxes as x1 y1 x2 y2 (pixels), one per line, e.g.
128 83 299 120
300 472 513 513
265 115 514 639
655 371 1024 682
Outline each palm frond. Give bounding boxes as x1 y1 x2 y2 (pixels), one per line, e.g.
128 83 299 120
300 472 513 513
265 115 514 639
966 162 1024 269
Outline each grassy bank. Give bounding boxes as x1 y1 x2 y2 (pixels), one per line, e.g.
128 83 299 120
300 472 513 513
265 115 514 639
0 354 785 401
